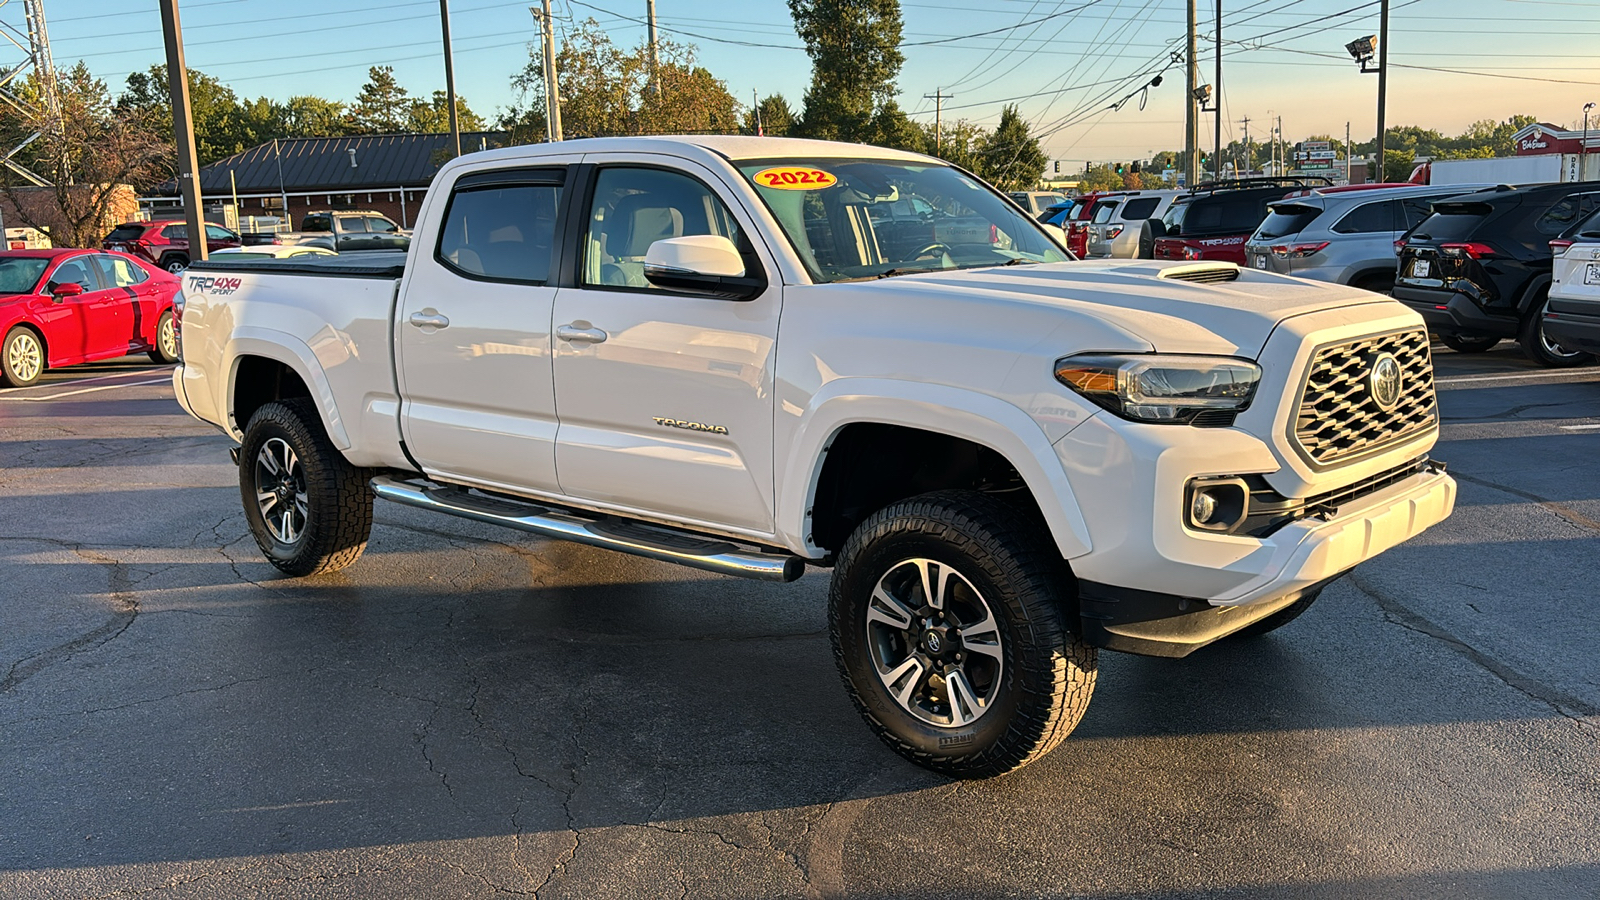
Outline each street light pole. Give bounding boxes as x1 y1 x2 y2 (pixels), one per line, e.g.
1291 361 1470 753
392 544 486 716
440 0 460 158
1584 102 1595 181
158 0 205 265
1376 0 1389 181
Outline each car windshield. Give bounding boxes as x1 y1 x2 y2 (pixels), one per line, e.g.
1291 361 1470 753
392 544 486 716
738 158 1068 282
0 257 49 293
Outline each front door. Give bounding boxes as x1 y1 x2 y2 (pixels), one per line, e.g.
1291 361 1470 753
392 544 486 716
550 160 782 535
36 255 122 363
396 162 575 494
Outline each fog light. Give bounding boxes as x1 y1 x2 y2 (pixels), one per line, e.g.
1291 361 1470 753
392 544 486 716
1185 477 1250 533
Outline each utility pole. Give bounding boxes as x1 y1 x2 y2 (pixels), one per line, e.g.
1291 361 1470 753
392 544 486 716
531 3 562 141
1240 115 1251 176
1345 121 1352 183
158 0 205 264
924 89 953 154
1376 0 1389 180
647 0 660 96
1213 0 1222 181
440 0 460 157
1184 0 1198 185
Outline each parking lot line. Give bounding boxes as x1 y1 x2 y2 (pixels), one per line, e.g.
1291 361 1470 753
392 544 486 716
0 378 171 402
2 367 169 393
1435 370 1600 386
1560 424 1600 431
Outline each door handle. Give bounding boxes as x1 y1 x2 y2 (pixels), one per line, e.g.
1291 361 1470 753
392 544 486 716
409 310 450 329
556 324 608 344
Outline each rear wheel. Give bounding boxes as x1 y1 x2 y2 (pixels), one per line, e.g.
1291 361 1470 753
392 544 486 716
830 490 1097 778
1439 333 1500 354
147 309 178 364
161 253 189 274
1519 292 1594 368
2 326 44 387
239 398 374 576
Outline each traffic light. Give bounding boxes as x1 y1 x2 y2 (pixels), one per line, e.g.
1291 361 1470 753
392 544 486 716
1116 162 1125 175
1053 160 1061 173
1132 161 1142 174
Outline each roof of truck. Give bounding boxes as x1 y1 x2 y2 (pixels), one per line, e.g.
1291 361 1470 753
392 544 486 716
451 135 936 167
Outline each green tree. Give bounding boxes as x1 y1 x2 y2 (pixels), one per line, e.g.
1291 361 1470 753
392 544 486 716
406 90 486 134
1382 148 1417 183
1078 163 1123 192
742 94 795 136
922 119 985 173
981 105 1047 191
789 0 904 143
274 95 350 138
506 20 739 139
1 63 171 246
117 65 259 166
347 66 411 134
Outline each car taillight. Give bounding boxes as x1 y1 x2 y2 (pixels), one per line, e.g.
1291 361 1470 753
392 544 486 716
989 224 1000 244
1270 241 1329 259
1181 245 1203 260
1440 242 1496 260
1549 239 1574 253
1393 238 1407 255
1105 225 1124 239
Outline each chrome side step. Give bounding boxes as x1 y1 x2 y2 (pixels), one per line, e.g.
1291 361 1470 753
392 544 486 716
370 475 806 583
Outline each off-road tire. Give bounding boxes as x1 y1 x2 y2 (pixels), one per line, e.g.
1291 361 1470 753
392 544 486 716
161 253 189 274
239 398 374 576
1519 291 1594 368
1231 587 1323 638
1439 333 1500 354
147 309 179 364
2 325 44 387
830 490 1097 778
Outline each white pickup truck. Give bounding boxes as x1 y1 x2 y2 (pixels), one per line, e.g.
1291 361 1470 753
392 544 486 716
173 136 1455 777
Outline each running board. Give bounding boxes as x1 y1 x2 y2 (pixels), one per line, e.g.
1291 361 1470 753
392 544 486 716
370 475 805 583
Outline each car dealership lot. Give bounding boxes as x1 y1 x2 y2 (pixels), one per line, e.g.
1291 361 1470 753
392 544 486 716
1 353 1597 898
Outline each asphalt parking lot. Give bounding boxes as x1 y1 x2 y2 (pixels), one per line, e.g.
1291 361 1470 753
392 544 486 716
2 347 1597 899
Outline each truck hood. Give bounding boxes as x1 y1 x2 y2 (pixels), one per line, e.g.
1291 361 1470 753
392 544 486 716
861 259 1394 357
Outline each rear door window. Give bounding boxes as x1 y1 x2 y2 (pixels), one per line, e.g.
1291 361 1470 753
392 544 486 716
1332 200 1401 234
1535 192 1600 236
436 167 565 284
1401 198 1438 229
161 224 186 240
94 254 149 288
1256 204 1321 240
1119 197 1160 221
1091 201 1121 224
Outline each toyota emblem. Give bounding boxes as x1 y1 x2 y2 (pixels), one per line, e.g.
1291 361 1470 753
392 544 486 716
1368 353 1403 411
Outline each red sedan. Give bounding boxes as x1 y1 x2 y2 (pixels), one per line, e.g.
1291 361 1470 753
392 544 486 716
0 249 180 387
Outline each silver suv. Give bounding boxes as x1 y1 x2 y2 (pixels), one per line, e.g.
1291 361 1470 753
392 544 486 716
1086 190 1184 258
1243 183 1491 292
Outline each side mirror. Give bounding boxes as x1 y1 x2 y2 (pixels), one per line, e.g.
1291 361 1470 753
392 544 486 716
49 282 83 299
643 235 765 300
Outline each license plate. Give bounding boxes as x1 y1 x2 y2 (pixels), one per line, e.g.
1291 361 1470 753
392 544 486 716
1412 259 1431 278
109 243 128 252
1585 263 1600 285
1253 254 1268 269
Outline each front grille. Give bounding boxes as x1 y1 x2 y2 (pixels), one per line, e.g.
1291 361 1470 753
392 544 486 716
1292 329 1437 466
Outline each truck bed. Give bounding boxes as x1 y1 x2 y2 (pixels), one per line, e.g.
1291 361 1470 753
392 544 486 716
187 251 408 279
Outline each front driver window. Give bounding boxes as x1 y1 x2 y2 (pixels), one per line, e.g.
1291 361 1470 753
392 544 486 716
50 258 96 291
584 167 743 290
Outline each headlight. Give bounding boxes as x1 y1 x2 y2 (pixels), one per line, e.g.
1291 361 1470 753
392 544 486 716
1054 354 1261 424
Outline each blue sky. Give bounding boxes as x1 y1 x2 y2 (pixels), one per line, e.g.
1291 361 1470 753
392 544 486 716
32 0 1600 165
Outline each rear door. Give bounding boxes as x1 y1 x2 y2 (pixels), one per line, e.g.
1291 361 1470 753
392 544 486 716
93 253 167 352
549 157 782 534
396 159 579 494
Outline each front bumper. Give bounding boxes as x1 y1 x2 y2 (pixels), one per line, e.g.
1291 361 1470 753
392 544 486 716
1072 461 1455 657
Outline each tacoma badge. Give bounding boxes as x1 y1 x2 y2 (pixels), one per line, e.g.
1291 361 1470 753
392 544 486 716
652 417 729 435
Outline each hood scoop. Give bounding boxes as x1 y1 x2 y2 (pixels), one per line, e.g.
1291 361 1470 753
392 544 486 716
1158 263 1240 285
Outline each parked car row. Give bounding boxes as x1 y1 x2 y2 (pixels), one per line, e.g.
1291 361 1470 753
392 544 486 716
99 210 410 273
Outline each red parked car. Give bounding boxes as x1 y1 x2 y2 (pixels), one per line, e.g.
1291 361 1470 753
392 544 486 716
0 249 180 387
102 220 241 273
1064 191 1116 258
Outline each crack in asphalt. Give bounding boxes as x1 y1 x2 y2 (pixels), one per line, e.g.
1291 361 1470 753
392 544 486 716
0 673 283 729
1449 470 1600 535
0 543 139 694
1349 571 1600 732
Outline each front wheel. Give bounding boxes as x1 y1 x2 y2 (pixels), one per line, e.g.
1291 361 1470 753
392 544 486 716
830 490 1097 778
239 398 374 576
2 326 44 387
147 309 178 364
1519 293 1594 368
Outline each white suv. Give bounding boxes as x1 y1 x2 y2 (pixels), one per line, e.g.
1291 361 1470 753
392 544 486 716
1086 190 1185 258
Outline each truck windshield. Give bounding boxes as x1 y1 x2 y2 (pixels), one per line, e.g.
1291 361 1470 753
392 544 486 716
0 257 48 294
737 158 1067 282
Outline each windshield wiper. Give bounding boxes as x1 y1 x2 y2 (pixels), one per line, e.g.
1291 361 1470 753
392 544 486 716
872 266 942 279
